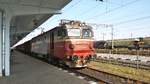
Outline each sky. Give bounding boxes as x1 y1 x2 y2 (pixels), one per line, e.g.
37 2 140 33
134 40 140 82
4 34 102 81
13 0 150 47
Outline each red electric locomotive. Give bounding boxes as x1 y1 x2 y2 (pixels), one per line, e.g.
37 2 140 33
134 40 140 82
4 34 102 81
31 19 96 67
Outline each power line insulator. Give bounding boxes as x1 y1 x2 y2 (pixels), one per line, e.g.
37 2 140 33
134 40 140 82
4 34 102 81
96 0 103 2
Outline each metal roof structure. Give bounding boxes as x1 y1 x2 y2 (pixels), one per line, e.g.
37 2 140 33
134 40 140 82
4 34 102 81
0 0 71 76
0 0 71 45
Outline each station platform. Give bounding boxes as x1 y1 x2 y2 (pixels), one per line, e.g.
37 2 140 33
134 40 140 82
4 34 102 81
0 51 88 84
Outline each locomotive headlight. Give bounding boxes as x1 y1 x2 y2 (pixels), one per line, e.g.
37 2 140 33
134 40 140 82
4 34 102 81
71 55 78 62
66 56 71 59
89 54 97 61
89 45 93 49
92 54 97 60
69 44 75 49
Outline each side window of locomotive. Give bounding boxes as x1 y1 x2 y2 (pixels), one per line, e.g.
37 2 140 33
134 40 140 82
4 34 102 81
61 29 66 37
57 29 66 39
57 30 61 36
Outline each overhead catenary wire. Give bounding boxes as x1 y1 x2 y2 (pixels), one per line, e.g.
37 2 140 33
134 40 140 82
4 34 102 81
46 0 89 28
92 15 150 40
85 0 141 20
75 0 125 20
75 3 100 19
114 15 150 26
98 13 146 24
115 26 150 33
62 0 83 12
45 0 83 22
91 15 150 31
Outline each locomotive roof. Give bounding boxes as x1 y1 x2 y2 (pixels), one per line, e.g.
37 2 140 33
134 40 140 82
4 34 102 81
59 19 90 28
31 20 92 40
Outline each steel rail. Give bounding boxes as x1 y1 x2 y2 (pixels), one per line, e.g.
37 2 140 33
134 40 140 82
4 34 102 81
95 58 150 70
76 67 149 84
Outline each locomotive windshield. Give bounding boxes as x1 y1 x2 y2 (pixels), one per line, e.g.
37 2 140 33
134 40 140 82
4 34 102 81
82 29 93 38
65 28 93 38
67 28 80 37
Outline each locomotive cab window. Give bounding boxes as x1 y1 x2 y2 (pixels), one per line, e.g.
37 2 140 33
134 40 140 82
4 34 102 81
82 29 93 38
67 28 80 37
57 29 66 39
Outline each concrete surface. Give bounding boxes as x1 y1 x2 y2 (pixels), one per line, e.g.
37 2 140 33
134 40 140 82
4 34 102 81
0 51 88 84
97 53 150 62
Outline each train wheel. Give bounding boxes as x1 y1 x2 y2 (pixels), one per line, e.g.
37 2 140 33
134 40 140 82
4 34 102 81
53 58 59 66
48 56 52 64
48 56 57 66
58 60 66 67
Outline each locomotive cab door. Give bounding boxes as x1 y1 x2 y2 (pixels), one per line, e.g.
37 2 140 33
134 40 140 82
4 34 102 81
50 32 54 56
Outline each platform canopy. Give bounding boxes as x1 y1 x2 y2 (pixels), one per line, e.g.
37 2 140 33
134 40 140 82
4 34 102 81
0 0 71 45
0 0 71 76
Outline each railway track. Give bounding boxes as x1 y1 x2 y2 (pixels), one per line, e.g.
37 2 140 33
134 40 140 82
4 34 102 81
22 51 149 84
96 57 150 70
74 67 149 84
28 54 148 84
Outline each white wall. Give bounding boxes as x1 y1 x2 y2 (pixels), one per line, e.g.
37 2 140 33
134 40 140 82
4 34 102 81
0 10 2 76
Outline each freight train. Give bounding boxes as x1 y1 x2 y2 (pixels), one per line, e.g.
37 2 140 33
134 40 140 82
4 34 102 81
16 20 97 68
94 39 150 50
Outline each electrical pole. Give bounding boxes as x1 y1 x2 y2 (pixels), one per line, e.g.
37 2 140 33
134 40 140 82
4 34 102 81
133 39 140 69
111 25 114 49
131 32 133 39
102 33 106 41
